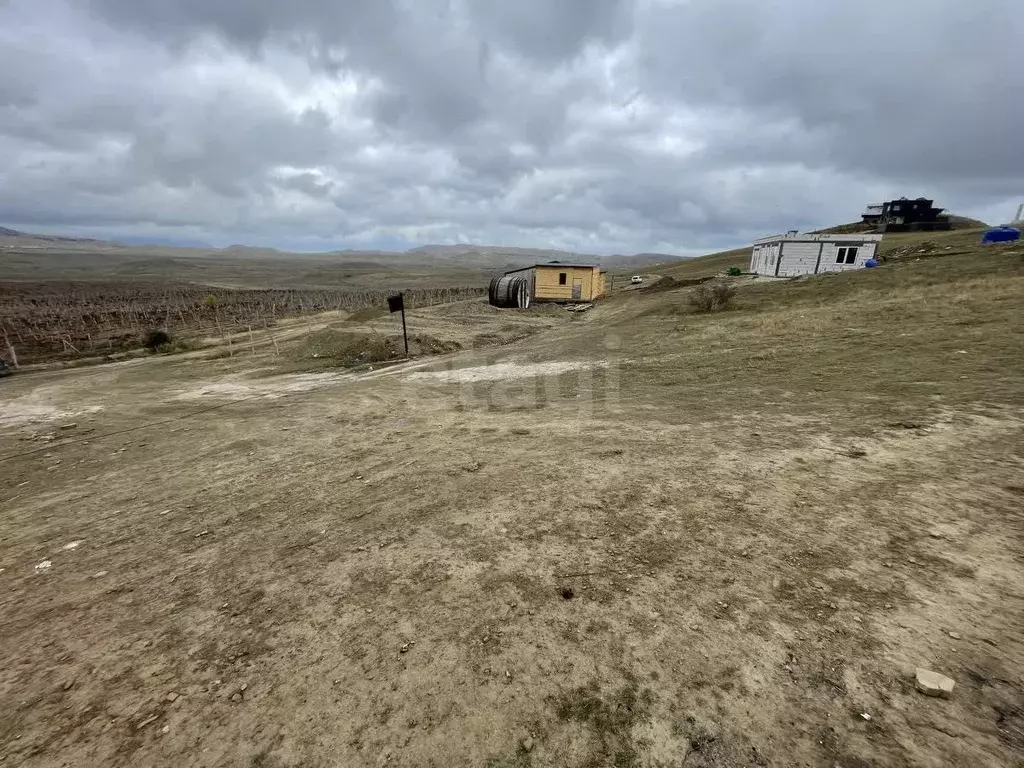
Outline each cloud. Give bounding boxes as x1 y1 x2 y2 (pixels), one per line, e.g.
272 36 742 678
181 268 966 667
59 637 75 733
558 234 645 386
1 0 1022 254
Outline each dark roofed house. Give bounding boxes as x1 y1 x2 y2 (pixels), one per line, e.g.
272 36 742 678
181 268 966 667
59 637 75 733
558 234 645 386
862 197 950 232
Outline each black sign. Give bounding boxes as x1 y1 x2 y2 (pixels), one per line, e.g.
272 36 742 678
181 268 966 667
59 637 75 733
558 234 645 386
387 294 404 314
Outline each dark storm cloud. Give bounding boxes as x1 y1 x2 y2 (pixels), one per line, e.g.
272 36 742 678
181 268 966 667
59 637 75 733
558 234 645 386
1 0 1022 252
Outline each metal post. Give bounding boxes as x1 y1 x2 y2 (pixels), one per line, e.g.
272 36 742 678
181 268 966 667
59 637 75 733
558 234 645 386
1 325 16 369
400 293 409 358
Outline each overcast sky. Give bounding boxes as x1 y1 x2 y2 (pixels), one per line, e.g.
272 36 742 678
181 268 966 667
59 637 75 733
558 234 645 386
1 0 1021 255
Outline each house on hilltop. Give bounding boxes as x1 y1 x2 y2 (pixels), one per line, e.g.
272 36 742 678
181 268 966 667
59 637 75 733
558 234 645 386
862 198 950 232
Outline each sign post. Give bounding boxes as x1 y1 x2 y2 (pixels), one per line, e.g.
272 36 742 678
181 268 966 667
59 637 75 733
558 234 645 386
387 292 409 358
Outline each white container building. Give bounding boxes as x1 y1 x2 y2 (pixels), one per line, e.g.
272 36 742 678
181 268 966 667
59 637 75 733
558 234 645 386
750 233 884 277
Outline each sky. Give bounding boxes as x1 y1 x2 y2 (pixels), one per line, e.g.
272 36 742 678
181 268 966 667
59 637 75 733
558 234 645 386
1 0 1022 255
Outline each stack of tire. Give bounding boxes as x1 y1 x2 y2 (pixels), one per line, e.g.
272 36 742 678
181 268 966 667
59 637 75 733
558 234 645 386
488 274 531 309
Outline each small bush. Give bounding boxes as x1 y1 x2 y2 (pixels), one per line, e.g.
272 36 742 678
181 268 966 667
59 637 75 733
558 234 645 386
726 267 743 276
143 329 171 351
689 282 736 313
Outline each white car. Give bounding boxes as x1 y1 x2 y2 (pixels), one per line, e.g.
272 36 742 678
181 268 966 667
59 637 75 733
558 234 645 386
630 275 643 284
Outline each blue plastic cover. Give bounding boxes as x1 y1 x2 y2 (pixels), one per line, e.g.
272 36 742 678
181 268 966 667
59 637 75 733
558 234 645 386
981 227 1021 244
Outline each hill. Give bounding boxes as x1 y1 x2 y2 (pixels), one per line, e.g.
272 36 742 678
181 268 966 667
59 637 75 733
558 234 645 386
813 214 989 235
2 220 1021 768
1 226 688 275
640 245 752 280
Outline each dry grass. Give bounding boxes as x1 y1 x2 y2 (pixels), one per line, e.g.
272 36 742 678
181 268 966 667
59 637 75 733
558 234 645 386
641 246 751 280
602 244 1024 433
1 240 1022 768
688 281 736 312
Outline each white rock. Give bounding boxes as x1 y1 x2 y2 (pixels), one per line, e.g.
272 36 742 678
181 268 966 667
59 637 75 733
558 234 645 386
915 668 955 698
35 560 52 571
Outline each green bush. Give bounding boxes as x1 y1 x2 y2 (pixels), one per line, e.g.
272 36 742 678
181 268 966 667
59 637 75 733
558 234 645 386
726 267 743 277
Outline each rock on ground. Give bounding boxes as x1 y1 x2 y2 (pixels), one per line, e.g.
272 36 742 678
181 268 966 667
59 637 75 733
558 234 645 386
916 668 956 698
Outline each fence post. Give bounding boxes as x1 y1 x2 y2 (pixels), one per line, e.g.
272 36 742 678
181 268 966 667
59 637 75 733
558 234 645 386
3 325 19 368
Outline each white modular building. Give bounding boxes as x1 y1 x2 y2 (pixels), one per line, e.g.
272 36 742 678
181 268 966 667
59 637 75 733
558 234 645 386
750 233 884 277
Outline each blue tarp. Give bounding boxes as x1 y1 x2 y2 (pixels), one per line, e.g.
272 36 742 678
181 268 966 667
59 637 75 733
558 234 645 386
981 227 1021 244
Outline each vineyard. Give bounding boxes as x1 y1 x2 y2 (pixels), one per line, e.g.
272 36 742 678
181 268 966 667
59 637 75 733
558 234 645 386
0 281 486 364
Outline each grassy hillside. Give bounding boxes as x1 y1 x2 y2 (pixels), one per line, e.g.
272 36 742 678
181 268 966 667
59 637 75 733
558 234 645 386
1 220 1022 767
639 245 751 280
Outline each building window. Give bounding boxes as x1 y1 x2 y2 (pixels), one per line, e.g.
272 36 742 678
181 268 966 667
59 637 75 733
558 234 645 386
835 247 859 265
559 272 567 285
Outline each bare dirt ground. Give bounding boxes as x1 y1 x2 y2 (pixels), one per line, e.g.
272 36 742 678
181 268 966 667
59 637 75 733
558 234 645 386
1 245 1023 767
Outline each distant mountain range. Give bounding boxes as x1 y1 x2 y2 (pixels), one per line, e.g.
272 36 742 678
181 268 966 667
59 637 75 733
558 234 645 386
0 226 689 271
0 226 108 244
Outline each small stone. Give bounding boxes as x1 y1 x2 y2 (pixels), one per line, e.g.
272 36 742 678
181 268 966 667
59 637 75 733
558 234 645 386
860 713 871 721
166 692 179 702
63 680 75 691
60 423 78 430
92 571 108 579
195 530 210 538
230 692 243 703
852 616 862 623
915 668 955 698
34 560 52 572
161 725 170 734
948 631 962 640
400 643 410 654
522 737 535 752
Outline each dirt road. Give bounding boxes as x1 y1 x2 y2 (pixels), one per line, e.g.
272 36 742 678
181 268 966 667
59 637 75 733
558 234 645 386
1 256 1023 767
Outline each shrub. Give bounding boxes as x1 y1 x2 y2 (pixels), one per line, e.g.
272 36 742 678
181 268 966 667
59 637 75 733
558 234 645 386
689 282 736 313
143 329 171 351
726 267 743 276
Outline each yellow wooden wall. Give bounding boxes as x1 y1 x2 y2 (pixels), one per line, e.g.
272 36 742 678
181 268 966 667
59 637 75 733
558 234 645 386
534 266 604 301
